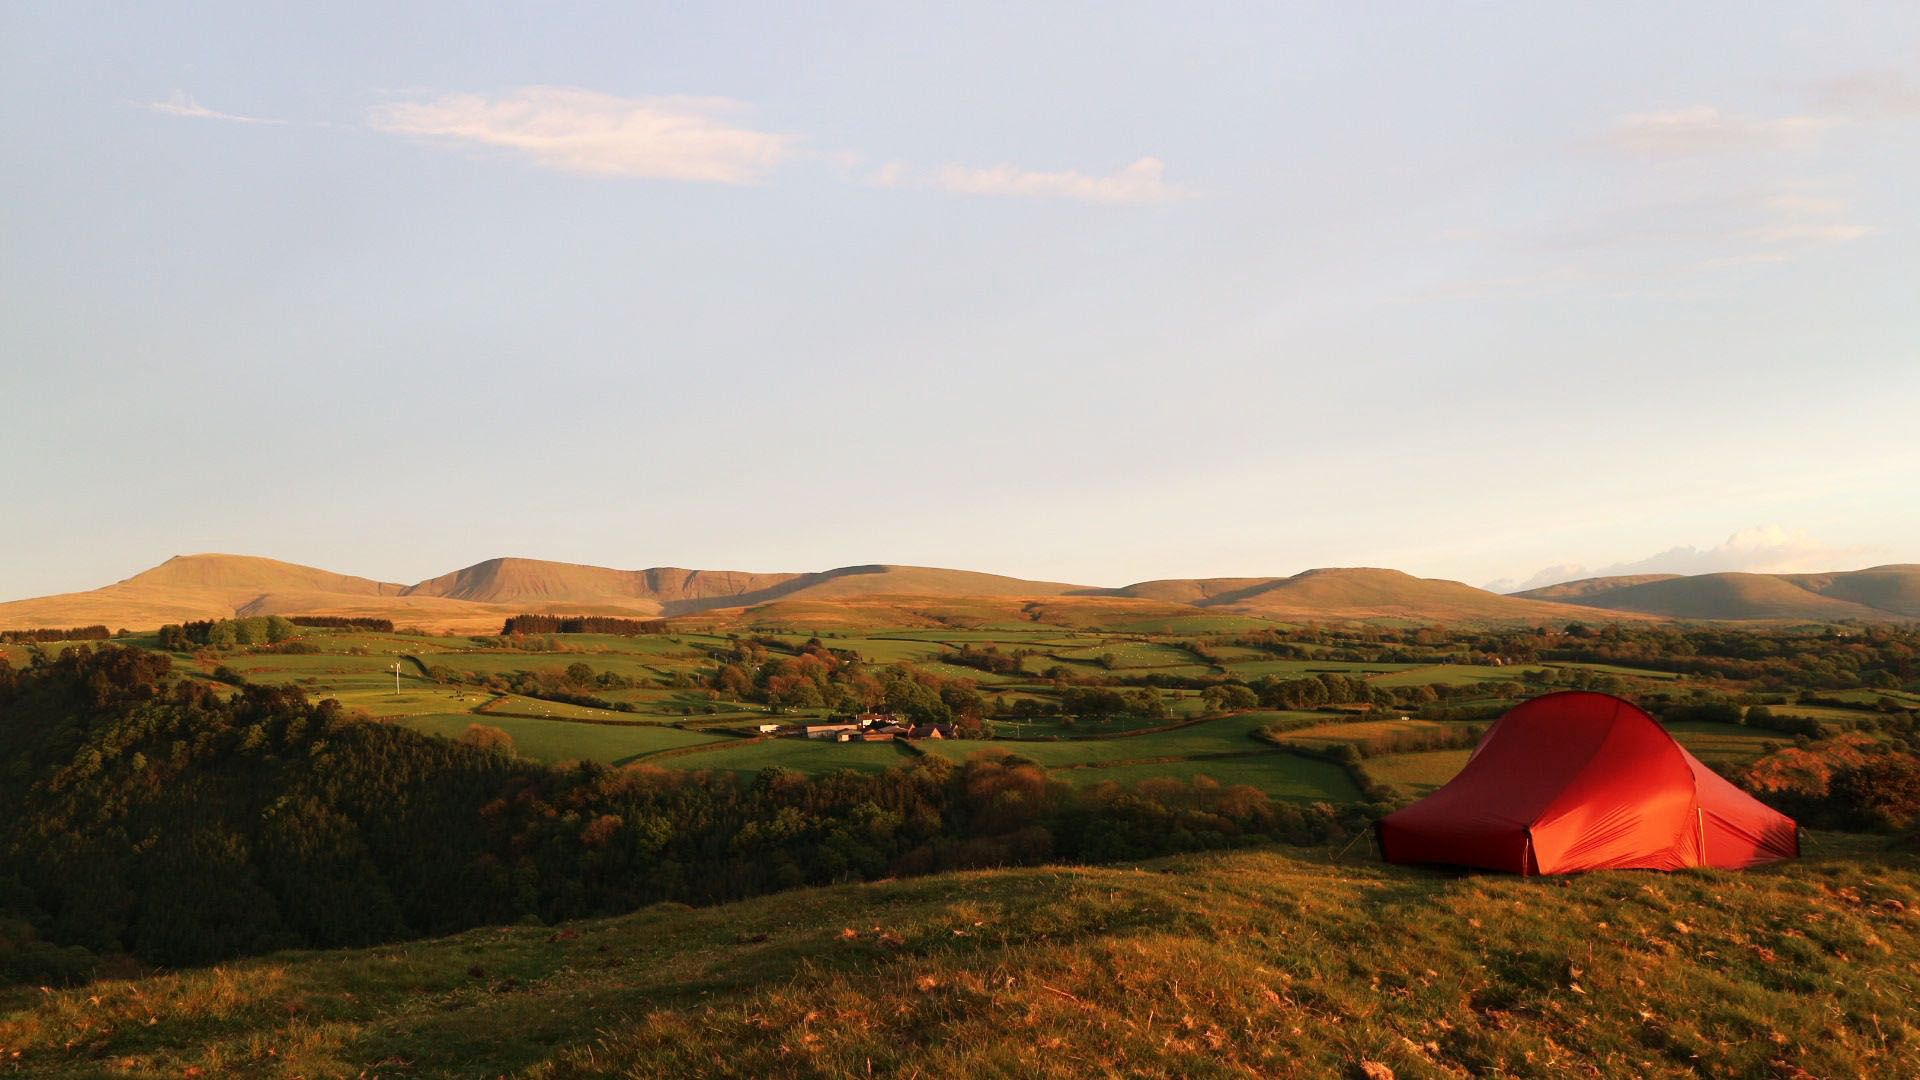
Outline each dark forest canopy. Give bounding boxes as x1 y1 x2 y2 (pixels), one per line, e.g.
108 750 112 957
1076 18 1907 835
289 616 395 631
500 614 668 636
0 625 111 643
0 646 1360 980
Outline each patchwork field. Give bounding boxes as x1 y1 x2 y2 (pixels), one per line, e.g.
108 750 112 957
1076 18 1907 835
19 618 1911 815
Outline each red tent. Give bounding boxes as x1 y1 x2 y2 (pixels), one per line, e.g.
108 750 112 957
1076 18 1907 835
1375 691 1798 874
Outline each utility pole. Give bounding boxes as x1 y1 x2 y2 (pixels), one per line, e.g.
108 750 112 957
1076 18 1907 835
394 661 401 694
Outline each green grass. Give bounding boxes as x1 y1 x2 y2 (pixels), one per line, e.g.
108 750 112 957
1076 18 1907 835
1663 721 1790 769
322 684 493 718
1368 749 1473 795
1221 658 1419 679
648 736 916 775
1051 753 1361 802
1268 717 1458 751
7 838 1914 1077
1368 663 1539 687
1820 687 1920 707
921 711 1315 769
1547 661 1682 681
1772 704 1883 723
395 714 730 765
1045 641 1203 668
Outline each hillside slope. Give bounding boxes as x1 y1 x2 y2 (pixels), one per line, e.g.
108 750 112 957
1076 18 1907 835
0 554 407 630
6 555 1916 631
1520 568 1920 620
1517 574 1684 600
4 842 1912 1077
1097 568 1624 622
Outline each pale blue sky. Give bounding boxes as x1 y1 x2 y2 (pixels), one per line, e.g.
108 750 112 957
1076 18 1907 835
3 3 1916 599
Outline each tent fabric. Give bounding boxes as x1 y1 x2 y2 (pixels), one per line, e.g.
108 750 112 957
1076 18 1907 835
1375 691 1798 874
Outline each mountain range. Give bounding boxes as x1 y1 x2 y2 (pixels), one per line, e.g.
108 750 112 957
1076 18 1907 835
0 554 1915 632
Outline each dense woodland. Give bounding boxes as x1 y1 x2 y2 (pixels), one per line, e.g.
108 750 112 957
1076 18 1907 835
0 647 1361 981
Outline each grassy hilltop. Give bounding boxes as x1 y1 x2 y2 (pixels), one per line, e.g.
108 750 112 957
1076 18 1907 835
3 838 1915 1078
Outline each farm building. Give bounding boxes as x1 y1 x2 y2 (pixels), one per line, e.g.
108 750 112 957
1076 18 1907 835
805 723 859 740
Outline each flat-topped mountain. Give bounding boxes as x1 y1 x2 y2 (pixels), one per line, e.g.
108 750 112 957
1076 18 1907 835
0 553 1914 632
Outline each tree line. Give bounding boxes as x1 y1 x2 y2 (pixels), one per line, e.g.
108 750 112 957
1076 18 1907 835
0 626 112 643
500 615 668 636
289 616 394 631
157 616 299 650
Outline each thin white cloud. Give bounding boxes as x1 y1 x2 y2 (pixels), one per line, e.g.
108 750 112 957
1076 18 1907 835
1487 525 1875 592
370 87 792 183
141 92 285 125
1606 106 1842 156
918 156 1179 204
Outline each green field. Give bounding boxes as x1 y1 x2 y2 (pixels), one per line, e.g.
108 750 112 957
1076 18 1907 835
650 736 916 775
397 713 731 765
1046 641 1204 667
1051 752 1361 801
1367 663 1536 687
1547 661 1682 681
1270 717 1459 751
1663 720 1790 768
1221 658 1418 679
920 710 1311 768
1368 749 1473 795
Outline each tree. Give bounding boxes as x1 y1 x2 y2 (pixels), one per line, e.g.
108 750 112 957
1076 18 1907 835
1201 685 1258 712
460 724 515 756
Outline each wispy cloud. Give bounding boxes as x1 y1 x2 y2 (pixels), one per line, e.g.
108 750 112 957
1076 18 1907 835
1739 222 1870 244
1486 525 1875 592
370 87 793 183
1734 188 1869 248
141 92 285 125
1812 71 1920 116
1606 106 1841 156
876 156 1180 204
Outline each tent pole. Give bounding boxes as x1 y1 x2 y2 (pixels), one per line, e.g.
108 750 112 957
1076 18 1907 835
1697 807 1706 866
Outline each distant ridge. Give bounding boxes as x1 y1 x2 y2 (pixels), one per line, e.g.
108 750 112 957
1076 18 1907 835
1516 565 1920 620
1088 567 1623 622
0 553 1915 632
